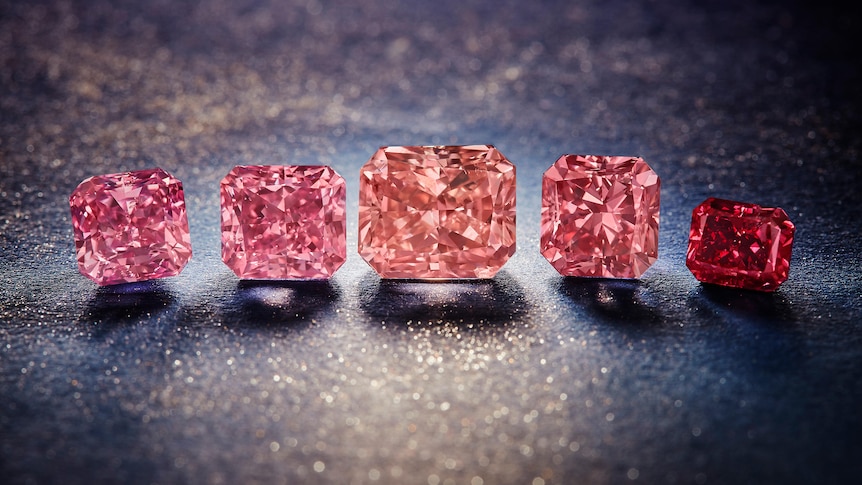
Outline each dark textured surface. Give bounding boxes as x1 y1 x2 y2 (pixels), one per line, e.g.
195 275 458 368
2 1 862 484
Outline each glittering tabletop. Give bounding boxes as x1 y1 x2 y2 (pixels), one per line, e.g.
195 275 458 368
2 1 861 484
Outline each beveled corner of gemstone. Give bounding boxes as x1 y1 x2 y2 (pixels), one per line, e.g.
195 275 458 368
220 165 347 280
358 145 516 279
69 167 192 286
686 197 795 292
540 155 660 278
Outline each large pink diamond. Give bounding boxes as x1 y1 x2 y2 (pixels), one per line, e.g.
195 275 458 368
540 155 660 278
220 165 346 280
358 145 516 279
69 168 192 286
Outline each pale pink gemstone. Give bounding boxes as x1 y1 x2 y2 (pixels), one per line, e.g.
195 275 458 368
220 165 346 280
69 168 192 286
358 145 516 279
541 155 660 278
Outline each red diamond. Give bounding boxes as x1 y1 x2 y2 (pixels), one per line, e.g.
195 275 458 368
686 198 795 292
69 168 192 286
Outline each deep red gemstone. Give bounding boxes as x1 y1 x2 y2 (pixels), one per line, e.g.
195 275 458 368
686 198 795 292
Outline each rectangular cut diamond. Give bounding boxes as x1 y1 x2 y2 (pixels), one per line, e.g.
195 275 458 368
358 145 516 279
686 198 795 291
541 155 660 278
69 168 192 286
220 165 347 280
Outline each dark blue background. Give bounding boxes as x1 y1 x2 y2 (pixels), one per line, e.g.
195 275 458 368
1 1 861 483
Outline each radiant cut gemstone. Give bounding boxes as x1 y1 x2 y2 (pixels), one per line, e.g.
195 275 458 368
358 145 516 279
69 168 192 286
220 165 346 280
686 198 795 292
540 155 660 278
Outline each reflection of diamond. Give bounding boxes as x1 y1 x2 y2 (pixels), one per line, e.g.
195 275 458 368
358 145 516 279
69 168 192 286
220 165 347 280
686 198 795 291
541 155 660 278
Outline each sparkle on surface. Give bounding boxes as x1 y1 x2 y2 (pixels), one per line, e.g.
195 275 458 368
540 155 660 278
4 1 860 484
220 165 347 280
686 197 795 292
358 145 516 279
68 167 192 286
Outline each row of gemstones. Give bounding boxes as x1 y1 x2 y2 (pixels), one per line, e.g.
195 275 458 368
69 145 796 292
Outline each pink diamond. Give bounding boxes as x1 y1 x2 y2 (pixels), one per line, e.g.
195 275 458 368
220 165 346 280
358 145 516 279
540 155 660 278
69 168 192 286
686 198 795 292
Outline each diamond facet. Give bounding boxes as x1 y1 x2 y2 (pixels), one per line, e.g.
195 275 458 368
220 165 347 280
69 168 192 286
686 197 795 292
358 145 516 279
540 155 660 278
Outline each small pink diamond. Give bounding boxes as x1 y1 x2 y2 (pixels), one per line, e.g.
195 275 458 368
69 168 192 286
541 155 660 278
358 145 516 279
220 165 347 280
